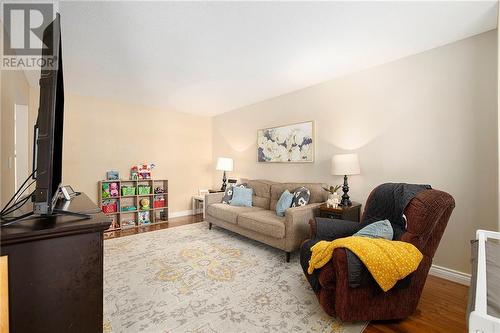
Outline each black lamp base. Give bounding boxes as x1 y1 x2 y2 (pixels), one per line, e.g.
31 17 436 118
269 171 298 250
220 171 227 191
340 174 352 206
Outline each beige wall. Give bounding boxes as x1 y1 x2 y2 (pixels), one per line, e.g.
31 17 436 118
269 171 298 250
3 76 213 214
0 23 37 207
0 69 32 207
212 30 498 274
26 91 213 214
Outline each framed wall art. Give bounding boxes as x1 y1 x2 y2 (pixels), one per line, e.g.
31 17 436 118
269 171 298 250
257 121 314 163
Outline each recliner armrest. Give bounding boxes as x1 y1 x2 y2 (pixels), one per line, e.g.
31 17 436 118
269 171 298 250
318 248 349 289
314 218 360 241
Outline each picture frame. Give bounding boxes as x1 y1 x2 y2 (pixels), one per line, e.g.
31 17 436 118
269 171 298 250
257 121 314 163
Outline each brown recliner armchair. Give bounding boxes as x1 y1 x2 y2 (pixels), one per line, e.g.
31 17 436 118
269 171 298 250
300 186 455 321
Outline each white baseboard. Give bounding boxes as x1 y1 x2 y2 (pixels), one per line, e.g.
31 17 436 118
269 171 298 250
169 209 203 218
429 264 471 286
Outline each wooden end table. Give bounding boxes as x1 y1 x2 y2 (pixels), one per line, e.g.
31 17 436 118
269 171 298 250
317 202 362 222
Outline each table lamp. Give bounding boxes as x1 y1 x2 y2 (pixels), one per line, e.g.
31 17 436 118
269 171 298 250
331 153 360 206
216 157 233 191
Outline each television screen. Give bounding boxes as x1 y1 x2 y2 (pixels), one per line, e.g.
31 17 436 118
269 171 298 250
33 14 64 215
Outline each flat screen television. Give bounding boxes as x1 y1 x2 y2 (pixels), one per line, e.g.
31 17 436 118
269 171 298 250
33 13 64 215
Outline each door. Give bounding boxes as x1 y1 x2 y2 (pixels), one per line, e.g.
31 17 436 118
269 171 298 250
14 104 29 192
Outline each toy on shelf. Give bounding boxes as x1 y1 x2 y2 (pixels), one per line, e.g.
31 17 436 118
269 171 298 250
106 170 119 180
153 187 166 208
109 182 119 197
121 220 136 229
106 216 119 231
159 211 167 221
138 211 150 225
140 198 150 210
131 163 156 180
102 183 111 199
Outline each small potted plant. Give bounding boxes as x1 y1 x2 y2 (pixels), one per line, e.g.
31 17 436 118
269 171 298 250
323 185 341 208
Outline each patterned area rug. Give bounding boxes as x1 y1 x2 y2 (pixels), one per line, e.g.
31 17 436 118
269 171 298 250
103 222 367 333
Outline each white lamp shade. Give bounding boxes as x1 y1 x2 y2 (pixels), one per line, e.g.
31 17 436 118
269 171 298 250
216 157 233 172
331 153 360 176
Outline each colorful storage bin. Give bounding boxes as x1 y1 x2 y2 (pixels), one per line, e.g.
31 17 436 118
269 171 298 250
102 201 117 213
138 186 151 195
154 200 165 208
121 205 137 212
121 186 136 196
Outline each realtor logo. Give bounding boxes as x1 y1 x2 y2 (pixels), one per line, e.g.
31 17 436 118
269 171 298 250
2 2 56 70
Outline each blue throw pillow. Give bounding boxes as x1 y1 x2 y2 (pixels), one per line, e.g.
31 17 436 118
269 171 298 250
276 190 294 217
354 220 393 239
230 186 253 207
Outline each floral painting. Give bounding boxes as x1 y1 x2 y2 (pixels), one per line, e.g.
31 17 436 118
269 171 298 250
257 121 314 162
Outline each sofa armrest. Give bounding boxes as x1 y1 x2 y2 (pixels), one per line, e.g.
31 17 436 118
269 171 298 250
204 192 224 218
284 202 324 251
205 192 224 207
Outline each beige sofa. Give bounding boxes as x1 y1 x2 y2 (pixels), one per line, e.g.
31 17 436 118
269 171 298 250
205 179 327 261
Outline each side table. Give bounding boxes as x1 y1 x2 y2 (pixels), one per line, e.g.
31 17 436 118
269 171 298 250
317 202 362 222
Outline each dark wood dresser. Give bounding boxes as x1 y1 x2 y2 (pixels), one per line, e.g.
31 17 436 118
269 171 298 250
0 193 110 333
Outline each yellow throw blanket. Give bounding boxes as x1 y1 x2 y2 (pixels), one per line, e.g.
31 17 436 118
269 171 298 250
308 236 423 292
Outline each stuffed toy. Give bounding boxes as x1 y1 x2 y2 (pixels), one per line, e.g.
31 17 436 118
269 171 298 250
140 198 150 210
109 182 119 197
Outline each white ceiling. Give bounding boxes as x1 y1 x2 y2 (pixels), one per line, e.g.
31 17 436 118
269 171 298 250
24 1 498 116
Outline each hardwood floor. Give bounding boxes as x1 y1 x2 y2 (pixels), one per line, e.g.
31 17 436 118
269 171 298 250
103 213 204 240
365 275 468 333
104 214 469 332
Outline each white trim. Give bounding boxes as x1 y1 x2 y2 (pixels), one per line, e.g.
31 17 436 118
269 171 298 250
169 209 202 218
169 210 193 218
429 264 471 286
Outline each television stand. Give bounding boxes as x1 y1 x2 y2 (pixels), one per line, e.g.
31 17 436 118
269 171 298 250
1 203 91 227
1 193 110 331
52 209 90 219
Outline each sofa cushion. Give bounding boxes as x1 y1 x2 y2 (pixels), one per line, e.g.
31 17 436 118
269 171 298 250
270 183 326 211
238 210 286 239
240 179 276 209
207 203 263 224
221 183 247 204
276 190 294 217
291 186 311 207
230 187 253 207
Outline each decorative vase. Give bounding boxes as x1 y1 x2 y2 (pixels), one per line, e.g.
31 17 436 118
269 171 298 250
329 192 340 208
